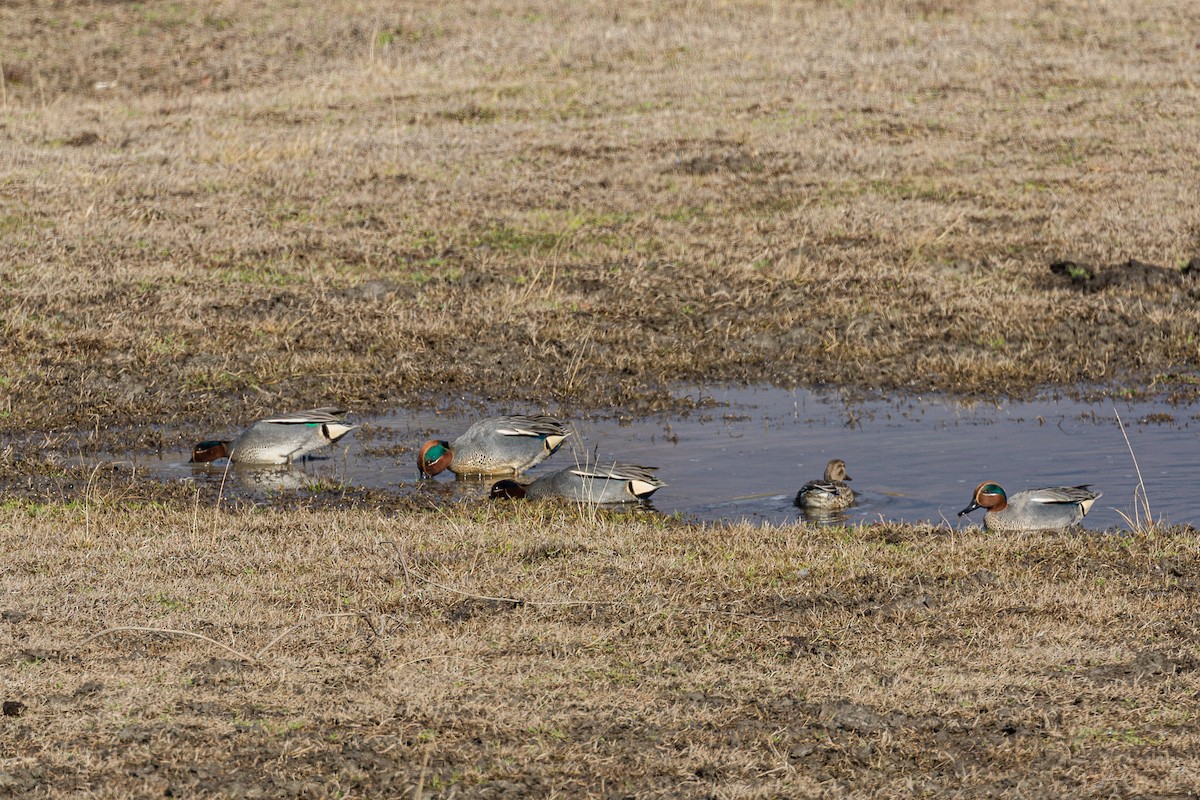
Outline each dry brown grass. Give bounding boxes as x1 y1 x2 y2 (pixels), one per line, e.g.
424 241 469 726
2 500 1198 797
2 0 1199 439
3 3 1200 796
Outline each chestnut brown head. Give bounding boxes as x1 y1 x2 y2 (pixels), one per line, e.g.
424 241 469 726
958 482 1007 517
418 440 453 477
191 440 231 463
488 479 528 500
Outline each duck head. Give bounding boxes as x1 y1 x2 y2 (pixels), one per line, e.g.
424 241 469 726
191 440 231 463
489 479 528 500
958 482 1007 517
418 440 453 477
825 459 852 482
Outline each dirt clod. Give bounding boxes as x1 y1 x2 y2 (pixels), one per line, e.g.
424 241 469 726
1080 649 1197 685
820 699 895 734
1050 258 1194 292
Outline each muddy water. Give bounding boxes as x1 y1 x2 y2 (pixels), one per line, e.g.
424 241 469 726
135 387 1198 530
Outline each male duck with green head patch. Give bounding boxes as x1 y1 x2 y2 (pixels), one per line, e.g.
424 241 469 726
958 481 1100 531
418 414 570 478
490 462 663 504
191 407 358 466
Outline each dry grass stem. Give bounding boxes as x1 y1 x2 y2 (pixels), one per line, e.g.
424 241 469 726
254 612 385 660
1112 404 1155 529
75 626 260 665
411 570 613 609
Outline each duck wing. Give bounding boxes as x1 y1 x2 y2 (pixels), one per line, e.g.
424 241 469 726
1025 485 1100 505
798 479 842 499
492 414 569 438
259 408 349 425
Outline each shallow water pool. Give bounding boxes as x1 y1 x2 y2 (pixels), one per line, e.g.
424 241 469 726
128 386 1199 530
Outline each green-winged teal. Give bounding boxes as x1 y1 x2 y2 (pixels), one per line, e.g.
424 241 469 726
191 407 358 466
794 458 855 510
958 481 1101 531
489 462 663 504
419 414 570 477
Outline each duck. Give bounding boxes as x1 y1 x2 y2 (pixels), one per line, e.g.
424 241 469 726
489 462 663 504
418 414 570 477
191 407 359 466
794 458 855 510
958 481 1101 531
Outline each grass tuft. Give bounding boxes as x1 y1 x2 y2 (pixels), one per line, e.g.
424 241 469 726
3 502 1199 795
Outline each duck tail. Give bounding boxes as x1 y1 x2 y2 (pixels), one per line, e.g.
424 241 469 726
323 423 359 443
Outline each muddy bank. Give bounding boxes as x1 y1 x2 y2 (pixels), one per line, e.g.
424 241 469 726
3 252 1199 447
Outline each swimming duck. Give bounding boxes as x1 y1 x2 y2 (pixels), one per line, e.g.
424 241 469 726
191 407 358 465
489 462 663 504
418 414 570 477
794 458 855 510
958 482 1101 531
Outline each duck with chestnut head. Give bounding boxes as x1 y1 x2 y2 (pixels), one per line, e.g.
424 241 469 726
191 407 358 466
490 462 663 504
418 414 570 478
958 481 1100 531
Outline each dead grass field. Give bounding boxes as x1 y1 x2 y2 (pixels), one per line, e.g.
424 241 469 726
3 2 1200 796
3 501 1199 798
2 0 1199 441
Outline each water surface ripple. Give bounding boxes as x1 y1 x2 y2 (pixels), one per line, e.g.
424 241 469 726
140 387 1198 530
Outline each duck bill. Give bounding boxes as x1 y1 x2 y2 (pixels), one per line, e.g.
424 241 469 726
957 501 981 517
